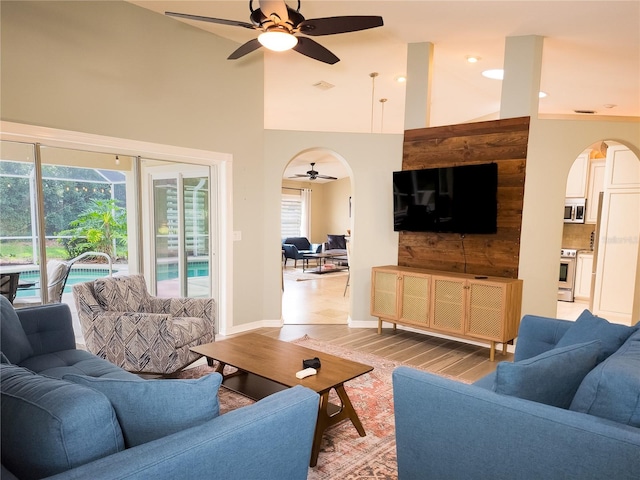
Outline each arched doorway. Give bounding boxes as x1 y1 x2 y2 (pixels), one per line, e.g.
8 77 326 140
557 140 640 326
280 148 353 324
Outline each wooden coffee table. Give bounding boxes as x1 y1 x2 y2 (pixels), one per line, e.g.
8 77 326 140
191 333 373 467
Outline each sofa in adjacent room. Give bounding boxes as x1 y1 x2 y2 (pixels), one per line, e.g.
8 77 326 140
281 237 322 267
0 296 319 480
393 310 640 480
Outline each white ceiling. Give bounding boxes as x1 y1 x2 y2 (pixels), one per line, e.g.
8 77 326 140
130 1 639 182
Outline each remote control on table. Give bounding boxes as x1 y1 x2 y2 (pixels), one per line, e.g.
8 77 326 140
296 367 317 379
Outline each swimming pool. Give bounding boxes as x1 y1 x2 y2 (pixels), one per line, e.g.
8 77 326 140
15 267 117 297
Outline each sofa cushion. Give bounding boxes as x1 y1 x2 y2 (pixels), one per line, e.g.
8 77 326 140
93 275 150 312
570 328 640 427
494 340 601 408
1 363 124 480
555 309 637 363
20 349 138 380
0 295 34 364
65 372 223 447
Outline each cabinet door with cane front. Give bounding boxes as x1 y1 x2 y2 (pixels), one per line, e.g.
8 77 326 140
399 272 430 326
431 276 465 333
465 281 505 340
371 269 400 319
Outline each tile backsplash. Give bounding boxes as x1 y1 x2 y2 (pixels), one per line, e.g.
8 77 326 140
562 223 595 250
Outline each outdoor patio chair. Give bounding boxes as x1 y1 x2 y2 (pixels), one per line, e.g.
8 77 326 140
0 272 20 304
12 260 71 307
72 274 215 375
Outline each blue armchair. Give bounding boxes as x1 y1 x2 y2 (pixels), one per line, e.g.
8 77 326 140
282 237 322 267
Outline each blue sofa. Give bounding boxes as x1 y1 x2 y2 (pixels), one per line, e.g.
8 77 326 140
393 311 640 480
282 237 322 267
0 296 319 480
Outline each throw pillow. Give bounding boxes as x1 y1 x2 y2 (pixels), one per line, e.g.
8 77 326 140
1 363 124 480
64 372 223 447
0 295 34 364
555 309 637 363
570 329 640 427
494 340 601 408
327 234 346 250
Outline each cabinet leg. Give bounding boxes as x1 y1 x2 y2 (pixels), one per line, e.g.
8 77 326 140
377 318 382 335
502 342 508 356
490 341 495 362
393 323 397 332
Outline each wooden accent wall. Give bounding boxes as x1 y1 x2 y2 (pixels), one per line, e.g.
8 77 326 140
399 116 529 278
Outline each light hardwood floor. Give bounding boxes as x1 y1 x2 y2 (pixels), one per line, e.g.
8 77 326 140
272 265 508 383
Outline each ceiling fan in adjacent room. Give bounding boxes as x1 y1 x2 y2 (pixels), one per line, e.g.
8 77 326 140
289 163 337 181
165 0 383 65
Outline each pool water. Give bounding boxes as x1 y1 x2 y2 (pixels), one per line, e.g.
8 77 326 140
16 268 117 297
156 261 209 281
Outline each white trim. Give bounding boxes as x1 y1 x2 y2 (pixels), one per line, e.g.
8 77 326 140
0 121 234 335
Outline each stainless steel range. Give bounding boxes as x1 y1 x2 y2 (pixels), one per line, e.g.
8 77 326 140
558 248 578 302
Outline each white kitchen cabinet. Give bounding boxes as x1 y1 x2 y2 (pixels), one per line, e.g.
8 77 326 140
585 159 606 224
591 145 640 325
566 152 589 198
574 251 593 301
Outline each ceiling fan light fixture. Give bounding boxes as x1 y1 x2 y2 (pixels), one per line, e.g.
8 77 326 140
258 30 298 52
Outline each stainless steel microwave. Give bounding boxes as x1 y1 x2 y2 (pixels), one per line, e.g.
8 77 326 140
564 198 586 223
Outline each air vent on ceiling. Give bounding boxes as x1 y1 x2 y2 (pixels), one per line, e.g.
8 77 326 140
312 80 335 90
574 109 596 114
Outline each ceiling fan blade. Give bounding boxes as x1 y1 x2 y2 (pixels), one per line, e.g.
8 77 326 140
298 16 383 36
317 175 338 180
228 38 263 60
289 174 310 178
165 11 256 30
292 37 339 64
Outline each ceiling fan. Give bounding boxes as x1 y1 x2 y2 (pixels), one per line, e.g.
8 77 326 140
290 163 337 181
165 0 383 65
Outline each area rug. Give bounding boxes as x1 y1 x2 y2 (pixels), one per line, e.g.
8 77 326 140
177 336 461 479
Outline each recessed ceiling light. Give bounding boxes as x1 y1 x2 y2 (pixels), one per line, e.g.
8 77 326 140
395 75 407 83
482 69 504 80
539 91 548 98
603 104 617 109
466 55 480 63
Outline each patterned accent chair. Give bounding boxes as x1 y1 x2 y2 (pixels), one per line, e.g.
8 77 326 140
73 275 215 375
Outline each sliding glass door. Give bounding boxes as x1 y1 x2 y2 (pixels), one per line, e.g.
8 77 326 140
144 162 214 298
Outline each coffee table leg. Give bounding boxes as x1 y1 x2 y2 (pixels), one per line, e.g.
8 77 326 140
310 384 366 467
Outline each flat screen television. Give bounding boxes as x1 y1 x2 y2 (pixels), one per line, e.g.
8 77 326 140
393 163 498 234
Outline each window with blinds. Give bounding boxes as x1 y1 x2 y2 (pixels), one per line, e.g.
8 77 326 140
281 193 302 238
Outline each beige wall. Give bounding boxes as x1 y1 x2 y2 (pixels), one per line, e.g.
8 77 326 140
323 178 353 238
1 0 265 328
